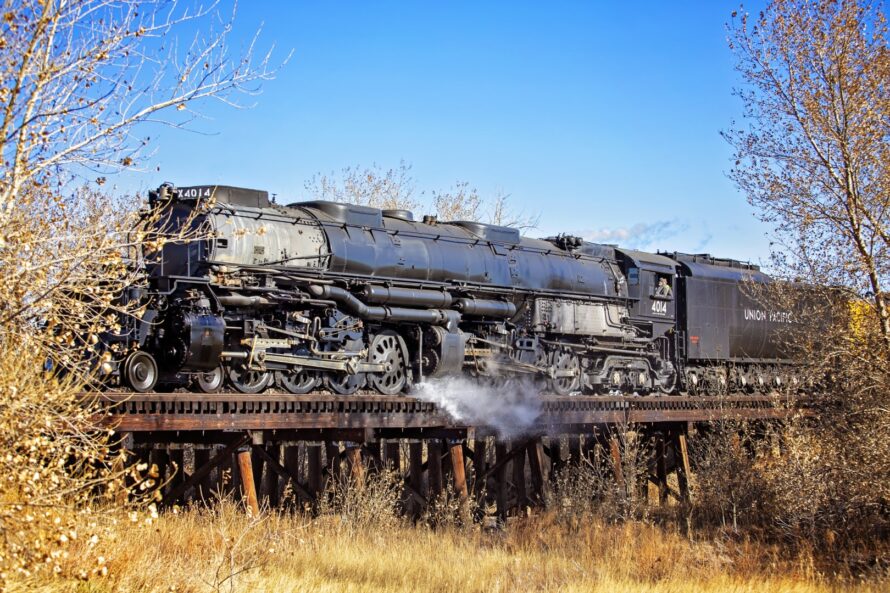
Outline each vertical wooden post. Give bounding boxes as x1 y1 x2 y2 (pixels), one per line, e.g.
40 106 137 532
250 446 265 506
237 447 260 515
346 444 365 491
150 447 170 499
409 441 425 516
473 438 488 497
527 439 547 506
228 448 241 499
655 432 669 505
325 442 341 488
581 434 597 467
676 431 691 503
307 444 323 503
193 448 211 502
284 445 301 505
168 448 185 502
608 434 625 494
262 444 281 508
427 440 443 499
632 430 648 503
365 441 383 474
495 442 509 521
513 441 527 511
441 441 453 485
548 437 562 477
449 441 469 500
134 446 151 471
384 440 401 471
568 436 582 466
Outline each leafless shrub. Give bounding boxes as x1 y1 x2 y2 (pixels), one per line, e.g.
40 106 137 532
690 422 772 532
421 481 477 529
306 162 540 230
316 467 404 531
305 161 420 211
550 462 606 520
550 429 651 526
199 497 271 593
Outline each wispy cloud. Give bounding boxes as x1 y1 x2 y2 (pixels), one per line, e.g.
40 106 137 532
577 219 687 251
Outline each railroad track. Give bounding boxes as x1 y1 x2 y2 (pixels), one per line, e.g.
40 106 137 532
90 391 815 433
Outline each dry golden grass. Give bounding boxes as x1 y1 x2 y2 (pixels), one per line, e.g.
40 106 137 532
10 500 886 593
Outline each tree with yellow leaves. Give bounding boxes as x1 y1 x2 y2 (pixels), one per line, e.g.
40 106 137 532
725 0 888 348
0 0 281 583
725 0 889 556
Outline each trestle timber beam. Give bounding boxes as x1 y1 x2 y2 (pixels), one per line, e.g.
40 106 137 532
162 435 250 504
449 441 469 501
236 447 260 516
307 445 323 502
384 441 401 471
655 433 669 505
128 426 731 521
608 434 625 495
408 441 424 517
676 433 691 502
93 393 812 434
513 443 527 509
345 445 364 487
526 440 547 506
495 442 509 521
104 390 809 519
428 440 444 497
252 443 315 503
472 439 487 499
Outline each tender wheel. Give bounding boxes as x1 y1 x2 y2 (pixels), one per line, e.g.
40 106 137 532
275 368 318 394
193 365 224 393
122 351 158 393
228 364 272 394
550 350 580 396
324 372 365 395
367 332 408 395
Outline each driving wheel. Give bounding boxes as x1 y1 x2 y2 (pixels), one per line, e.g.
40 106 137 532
228 364 272 394
275 368 318 394
367 332 408 395
324 371 365 395
549 350 580 396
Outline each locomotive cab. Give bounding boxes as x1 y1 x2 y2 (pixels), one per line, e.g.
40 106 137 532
615 249 678 338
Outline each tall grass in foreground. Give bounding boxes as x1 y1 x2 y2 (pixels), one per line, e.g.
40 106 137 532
12 490 887 593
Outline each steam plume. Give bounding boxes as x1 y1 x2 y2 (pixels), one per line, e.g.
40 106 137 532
411 376 542 438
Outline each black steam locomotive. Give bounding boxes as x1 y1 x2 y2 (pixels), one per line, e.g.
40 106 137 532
107 183 798 395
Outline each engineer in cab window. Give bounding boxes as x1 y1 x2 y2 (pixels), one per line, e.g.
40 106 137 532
656 276 673 298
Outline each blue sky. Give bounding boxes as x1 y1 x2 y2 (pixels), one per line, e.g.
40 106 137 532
123 1 773 264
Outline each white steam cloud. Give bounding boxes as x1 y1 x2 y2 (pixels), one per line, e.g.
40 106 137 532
411 376 542 438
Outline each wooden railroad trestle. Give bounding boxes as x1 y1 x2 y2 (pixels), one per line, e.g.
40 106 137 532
96 392 812 517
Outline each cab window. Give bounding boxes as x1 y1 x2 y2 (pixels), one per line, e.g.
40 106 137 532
654 275 673 299
627 267 639 285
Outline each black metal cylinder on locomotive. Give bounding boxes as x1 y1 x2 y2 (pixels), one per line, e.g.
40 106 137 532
361 285 453 308
161 312 225 371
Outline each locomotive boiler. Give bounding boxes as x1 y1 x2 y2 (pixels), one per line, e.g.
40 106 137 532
107 183 798 395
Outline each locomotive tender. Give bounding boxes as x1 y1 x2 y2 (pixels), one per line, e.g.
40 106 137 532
110 183 796 395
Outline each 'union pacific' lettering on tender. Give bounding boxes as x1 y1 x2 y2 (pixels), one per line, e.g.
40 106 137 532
744 309 793 324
